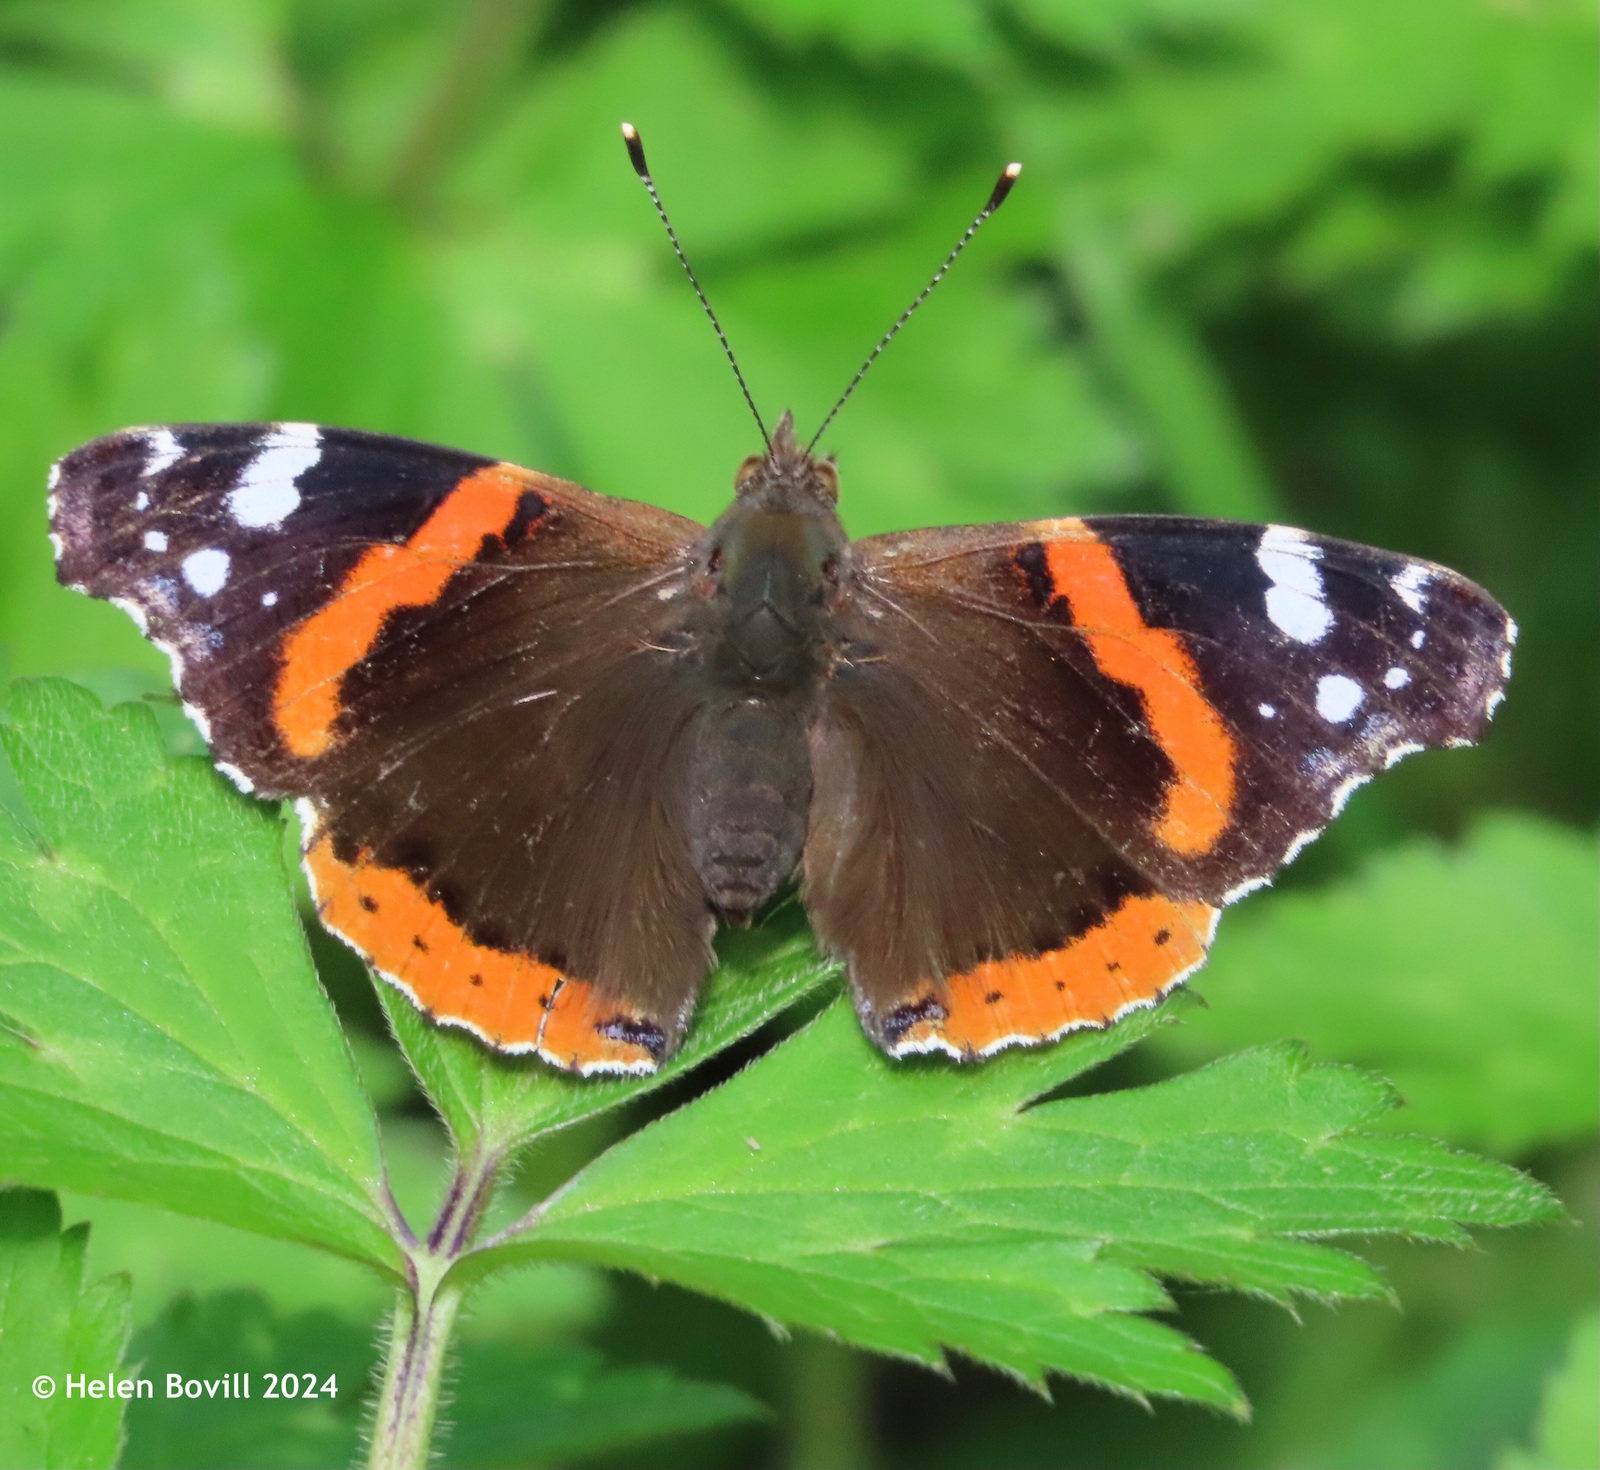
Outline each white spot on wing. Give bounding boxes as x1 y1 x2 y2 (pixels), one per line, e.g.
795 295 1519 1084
1411 629 1426 649
144 530 168 552
261 590 278 607
227 423 319 528
48 531 64 561
1315 673 1365 724
47 461 62 492
182 548 230 596
1256 525 1332 644
1385 740 1426 768
1391 563 1433 613
134 491 149 511
143 427 184 477
1258 702 1276 719
1486 688 1506 718
1384 666 1410 689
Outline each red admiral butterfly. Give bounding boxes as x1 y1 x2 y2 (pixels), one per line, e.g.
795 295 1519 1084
48 127 1514 1075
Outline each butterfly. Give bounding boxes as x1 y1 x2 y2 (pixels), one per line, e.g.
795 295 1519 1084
47 128 1514 1076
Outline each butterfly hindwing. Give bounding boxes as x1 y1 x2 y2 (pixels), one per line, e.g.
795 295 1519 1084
51 423 717 1074
807 514 1512 1058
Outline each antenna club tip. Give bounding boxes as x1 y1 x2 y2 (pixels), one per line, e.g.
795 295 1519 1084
620 121 648 177
985 160 1023 213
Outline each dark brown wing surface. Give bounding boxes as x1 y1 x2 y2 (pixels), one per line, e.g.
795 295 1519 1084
806 514 1513 1059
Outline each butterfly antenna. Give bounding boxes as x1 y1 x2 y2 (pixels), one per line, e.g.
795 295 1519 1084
806 161 1022 454
621 122 771 452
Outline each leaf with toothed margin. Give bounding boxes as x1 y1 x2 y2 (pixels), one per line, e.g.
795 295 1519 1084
1154 815 1599 1156
377 895 842 1161
0 679 403 1277
456 998 1557 1411
0 1188 132 1470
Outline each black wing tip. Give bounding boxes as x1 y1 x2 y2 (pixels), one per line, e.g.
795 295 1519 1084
50 426 161 489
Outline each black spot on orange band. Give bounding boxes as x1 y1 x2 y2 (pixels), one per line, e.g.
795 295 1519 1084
303 829 660 1073
882 892 1218 1059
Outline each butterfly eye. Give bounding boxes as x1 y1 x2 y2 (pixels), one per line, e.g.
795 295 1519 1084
735 455 764 489
813 460 839 503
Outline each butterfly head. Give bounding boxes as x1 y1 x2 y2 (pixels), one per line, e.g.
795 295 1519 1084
734 410 839 513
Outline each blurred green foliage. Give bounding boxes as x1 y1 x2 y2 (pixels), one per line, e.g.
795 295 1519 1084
0 1 1594 1467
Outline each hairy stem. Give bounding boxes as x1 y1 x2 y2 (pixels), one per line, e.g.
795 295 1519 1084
367 1148 502 1469
367 1273 463 1470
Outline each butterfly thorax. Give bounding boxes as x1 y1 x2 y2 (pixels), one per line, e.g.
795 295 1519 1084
679 414 850 921
690 412 849 692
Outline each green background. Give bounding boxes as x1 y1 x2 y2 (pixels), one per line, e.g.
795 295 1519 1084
0 0 1594 1466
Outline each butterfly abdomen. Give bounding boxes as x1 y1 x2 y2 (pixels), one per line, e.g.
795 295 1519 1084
684 696 814 922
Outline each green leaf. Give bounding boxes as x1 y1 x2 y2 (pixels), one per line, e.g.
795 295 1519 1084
443 1341 768 1469
382 899 839 1160
0 679 401 1275
471 1001 1556 1411
45 1119 464 1334
1499 1311 1600 1470
121 1290 372 1470
0 1188 131 1470
1151 815 1600 1155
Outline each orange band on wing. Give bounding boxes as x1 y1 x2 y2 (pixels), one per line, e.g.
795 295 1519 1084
304 831 659 1074
884 893 1217 1059
274 464 536 759
1033 521 1236 856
